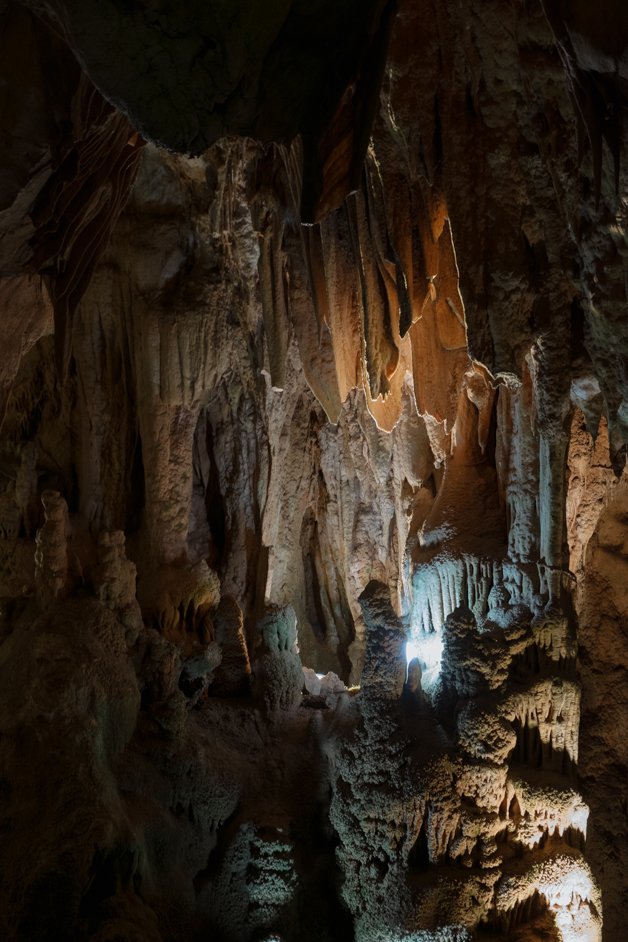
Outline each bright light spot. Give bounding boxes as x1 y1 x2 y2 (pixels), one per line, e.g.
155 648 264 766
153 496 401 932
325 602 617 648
405 640 422 663
315 673 325 680
406 631 444 693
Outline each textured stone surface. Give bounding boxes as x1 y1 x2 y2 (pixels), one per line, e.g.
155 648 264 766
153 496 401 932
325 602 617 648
577 472 628 941
0 0 626 939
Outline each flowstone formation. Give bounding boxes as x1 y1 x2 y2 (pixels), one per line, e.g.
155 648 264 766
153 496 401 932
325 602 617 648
328 583 601 942
0 0 626 940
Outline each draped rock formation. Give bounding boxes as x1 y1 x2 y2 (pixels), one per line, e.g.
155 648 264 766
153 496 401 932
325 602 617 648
0 1 626 941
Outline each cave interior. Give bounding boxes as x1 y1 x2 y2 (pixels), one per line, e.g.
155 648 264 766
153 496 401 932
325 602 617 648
0 1 627 941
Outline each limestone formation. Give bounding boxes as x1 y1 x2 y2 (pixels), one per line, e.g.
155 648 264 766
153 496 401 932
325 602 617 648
253 605 303 714
14 441 39 538
93 530 142 642
359 580 407 701
138 560 220 650
0 1 625 940
34 490 69 606
211 595 251 696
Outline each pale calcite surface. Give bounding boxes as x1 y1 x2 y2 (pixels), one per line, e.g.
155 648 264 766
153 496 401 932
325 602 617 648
0 1 626 940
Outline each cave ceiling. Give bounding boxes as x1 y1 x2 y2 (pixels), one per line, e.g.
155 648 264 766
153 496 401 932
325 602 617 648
0 1 626 941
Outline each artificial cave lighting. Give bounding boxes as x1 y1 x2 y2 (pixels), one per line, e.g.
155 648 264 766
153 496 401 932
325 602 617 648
405 631 444 693
0 0 625 940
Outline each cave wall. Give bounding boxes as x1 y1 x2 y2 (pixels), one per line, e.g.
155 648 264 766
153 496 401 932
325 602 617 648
0 1 626 940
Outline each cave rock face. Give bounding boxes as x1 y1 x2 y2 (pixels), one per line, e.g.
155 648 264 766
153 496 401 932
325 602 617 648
0 1 626 940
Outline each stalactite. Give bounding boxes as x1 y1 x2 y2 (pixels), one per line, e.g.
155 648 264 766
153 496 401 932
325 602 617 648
0 0 625 939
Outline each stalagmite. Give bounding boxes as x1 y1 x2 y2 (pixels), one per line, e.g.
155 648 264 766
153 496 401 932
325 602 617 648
14 442 38 539
359 580 407 701
0 0 625 940
93 529 142 642
34 490 69 606
253 605 303 714
211 595 251 696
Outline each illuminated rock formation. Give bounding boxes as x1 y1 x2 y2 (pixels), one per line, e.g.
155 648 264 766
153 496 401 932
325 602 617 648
0 0 626 940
